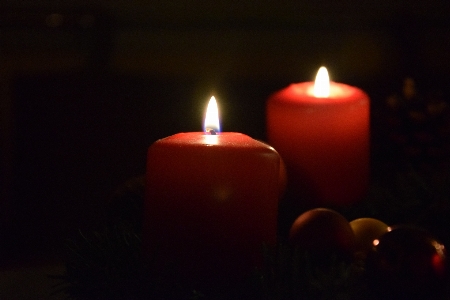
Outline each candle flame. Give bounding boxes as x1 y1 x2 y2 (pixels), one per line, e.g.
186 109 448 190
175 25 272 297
313 66 330 98
204 96 220 133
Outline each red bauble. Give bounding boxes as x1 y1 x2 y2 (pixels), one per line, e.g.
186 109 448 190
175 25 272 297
289 208 356 260
366 225 447 299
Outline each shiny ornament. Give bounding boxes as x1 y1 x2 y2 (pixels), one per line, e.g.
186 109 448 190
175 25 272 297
366 225 447 299
289 208 356 260
350 218 389 256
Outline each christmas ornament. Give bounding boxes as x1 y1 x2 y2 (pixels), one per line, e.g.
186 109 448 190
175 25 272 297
288 208 356 261
350 217 389 257
366 225 447 299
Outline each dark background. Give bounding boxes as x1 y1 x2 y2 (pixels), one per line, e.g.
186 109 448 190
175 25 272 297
1 1 450 264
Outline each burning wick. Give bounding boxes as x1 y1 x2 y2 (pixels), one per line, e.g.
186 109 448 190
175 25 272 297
206 128 217 135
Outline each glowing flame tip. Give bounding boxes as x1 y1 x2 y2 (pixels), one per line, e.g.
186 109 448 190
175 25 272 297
313 66 330 98
204 96 220 133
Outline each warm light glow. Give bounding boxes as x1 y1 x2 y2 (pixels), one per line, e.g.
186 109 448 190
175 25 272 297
313 66 330 98
433 241 446 255
204 96 220 133
373 239 380 246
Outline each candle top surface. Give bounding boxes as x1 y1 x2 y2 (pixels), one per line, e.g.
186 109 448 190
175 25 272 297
270 81 368 105
153 132 277 151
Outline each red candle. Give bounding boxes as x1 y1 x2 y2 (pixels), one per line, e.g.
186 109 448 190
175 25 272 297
266 67 370 206
144 97 285 286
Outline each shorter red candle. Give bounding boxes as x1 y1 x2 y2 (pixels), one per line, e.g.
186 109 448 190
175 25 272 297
144 97 285 286
266 67 370 206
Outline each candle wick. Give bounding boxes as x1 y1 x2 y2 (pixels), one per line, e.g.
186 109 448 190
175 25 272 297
207 129 217 135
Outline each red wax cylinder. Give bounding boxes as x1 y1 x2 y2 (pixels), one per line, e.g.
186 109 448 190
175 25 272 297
144 132 285 285
266 81 370 206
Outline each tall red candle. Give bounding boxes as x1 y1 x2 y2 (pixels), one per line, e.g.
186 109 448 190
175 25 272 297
144 97 285 286
266 67 370 206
